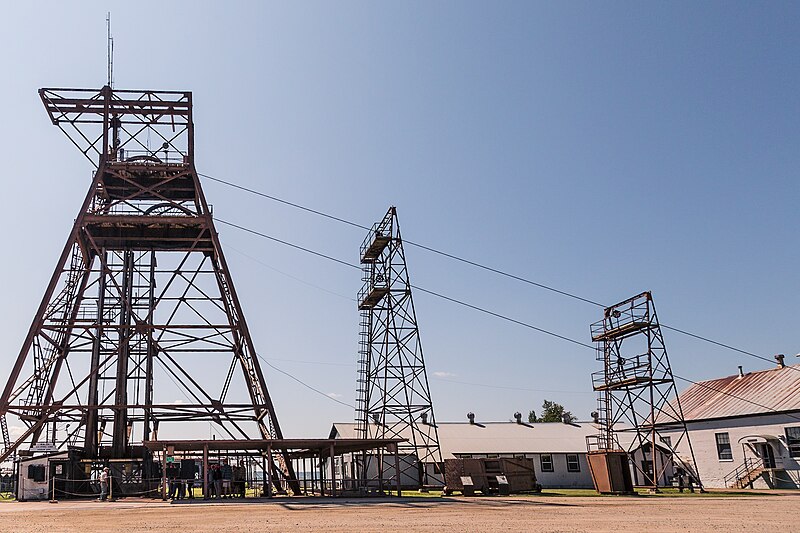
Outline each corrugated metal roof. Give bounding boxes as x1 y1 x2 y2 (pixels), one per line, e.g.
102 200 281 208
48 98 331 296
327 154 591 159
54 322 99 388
331 421 597 458
677 363 800 421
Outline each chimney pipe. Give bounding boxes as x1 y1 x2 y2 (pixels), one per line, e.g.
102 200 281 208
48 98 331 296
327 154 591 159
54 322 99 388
737 366 744 378
775 354 786 368
514 412 522 424
420 412 428 425
467 412 475 425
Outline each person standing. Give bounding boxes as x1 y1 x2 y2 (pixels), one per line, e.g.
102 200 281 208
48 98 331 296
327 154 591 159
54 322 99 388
213 464 223 499
221 459 233 499
186 472 195 500
168 462 182 500
98 467 110 502
205 463 215 499
233 464 246 498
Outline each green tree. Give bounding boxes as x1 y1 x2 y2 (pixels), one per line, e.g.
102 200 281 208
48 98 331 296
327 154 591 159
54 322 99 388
529 400 575 423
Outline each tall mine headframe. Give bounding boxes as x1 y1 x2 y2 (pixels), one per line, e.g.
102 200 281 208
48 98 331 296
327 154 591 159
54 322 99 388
586 291 702 493
355 207 443 488
0 86 298 494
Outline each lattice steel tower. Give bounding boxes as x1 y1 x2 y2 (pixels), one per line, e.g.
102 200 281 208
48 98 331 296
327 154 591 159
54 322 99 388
356 207 442 487
588 291 701 490
0 86 298 493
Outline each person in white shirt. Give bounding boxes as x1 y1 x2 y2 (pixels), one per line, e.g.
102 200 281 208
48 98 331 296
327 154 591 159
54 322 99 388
99 467 110 501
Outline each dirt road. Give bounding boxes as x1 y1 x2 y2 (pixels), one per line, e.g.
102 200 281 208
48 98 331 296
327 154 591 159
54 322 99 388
0 494 796 532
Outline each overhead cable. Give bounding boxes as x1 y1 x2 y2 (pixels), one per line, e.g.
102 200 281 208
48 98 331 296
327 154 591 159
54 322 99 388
202 172 779 367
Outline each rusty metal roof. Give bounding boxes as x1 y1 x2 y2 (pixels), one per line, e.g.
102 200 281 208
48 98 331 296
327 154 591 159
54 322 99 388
676 363 800 421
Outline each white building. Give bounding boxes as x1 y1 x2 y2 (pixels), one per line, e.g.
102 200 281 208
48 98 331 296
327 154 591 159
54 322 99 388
331 419 597 489
665 360 800 489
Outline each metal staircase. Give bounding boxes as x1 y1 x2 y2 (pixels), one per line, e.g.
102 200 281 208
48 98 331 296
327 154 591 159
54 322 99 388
724 458 766 489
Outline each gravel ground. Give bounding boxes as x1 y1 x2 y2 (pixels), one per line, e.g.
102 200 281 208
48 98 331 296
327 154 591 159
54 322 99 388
0 494 797 532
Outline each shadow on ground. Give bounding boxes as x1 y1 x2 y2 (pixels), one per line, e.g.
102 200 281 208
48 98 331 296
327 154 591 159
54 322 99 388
169 495 575 510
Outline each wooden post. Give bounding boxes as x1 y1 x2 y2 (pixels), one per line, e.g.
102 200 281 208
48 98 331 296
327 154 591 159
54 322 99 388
310 455 315 495
378 448 384 494
330 444 336 498
49 466 57 503
161 446 167 500
261 455 267 497
305 456 310 495
393 443 401 497
319 448 325 496
202 444 208 499
266 444 272 498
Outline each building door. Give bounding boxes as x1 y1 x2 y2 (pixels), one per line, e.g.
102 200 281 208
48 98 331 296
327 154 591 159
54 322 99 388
641 460 654 486
757 444 776 469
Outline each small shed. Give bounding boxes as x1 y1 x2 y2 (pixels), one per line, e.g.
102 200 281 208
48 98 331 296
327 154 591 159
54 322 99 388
17 451 67 501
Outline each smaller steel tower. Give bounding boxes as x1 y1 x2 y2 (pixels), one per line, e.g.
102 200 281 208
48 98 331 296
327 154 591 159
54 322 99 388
355 207 443 488
587 291 702 492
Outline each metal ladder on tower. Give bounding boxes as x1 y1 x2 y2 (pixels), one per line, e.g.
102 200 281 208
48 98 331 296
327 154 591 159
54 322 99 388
20 244 87 422
0 415 10 459
355 313 371 439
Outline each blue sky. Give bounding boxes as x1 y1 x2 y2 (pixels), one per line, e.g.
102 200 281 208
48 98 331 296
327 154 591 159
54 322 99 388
0 1 797 438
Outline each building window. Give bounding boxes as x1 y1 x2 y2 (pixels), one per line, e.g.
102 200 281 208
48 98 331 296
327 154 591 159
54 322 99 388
566 454 580 472
660 436 672 449
715 432 733 461
540 454 554 472
785 427 800 458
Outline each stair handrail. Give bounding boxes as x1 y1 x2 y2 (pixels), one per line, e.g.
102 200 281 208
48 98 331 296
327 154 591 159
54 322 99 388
723 457 764 487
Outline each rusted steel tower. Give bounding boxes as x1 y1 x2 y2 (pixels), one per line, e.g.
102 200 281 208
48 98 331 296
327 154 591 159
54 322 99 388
587 291 701 491
356 207 443 488
0 86 297 493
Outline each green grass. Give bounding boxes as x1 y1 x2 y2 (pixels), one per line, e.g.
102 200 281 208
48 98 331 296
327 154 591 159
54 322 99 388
400 490 447 498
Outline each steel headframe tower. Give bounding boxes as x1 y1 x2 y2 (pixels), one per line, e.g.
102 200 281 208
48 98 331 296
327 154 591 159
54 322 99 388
0 86 298 493
588 291 702 491
355 207 443 488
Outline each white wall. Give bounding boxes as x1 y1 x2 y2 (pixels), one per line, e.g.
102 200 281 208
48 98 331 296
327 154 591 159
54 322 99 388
17 459 51 501
663 413 800 489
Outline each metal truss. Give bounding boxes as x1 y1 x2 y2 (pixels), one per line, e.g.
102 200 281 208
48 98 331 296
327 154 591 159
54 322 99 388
0 86 299 493
355 207 443 488
588 291 702 490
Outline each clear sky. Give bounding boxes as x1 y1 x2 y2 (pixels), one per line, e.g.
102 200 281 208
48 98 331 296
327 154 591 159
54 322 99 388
0 1 797 438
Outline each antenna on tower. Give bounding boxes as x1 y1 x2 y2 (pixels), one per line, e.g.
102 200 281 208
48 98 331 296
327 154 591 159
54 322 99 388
106 12 114 88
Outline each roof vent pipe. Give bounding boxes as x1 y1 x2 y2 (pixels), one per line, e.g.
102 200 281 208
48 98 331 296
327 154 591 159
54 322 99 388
420 412 428 425
737 366 744 378
775 354 786 368
467 412 475 425
514 412 522 424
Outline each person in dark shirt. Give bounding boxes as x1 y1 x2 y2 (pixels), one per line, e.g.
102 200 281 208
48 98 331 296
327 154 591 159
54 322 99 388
220 459 233 498
212 463 223 498
233 465 246 498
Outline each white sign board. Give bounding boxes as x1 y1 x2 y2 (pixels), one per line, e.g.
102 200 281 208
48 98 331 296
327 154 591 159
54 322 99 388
29 443 58 453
